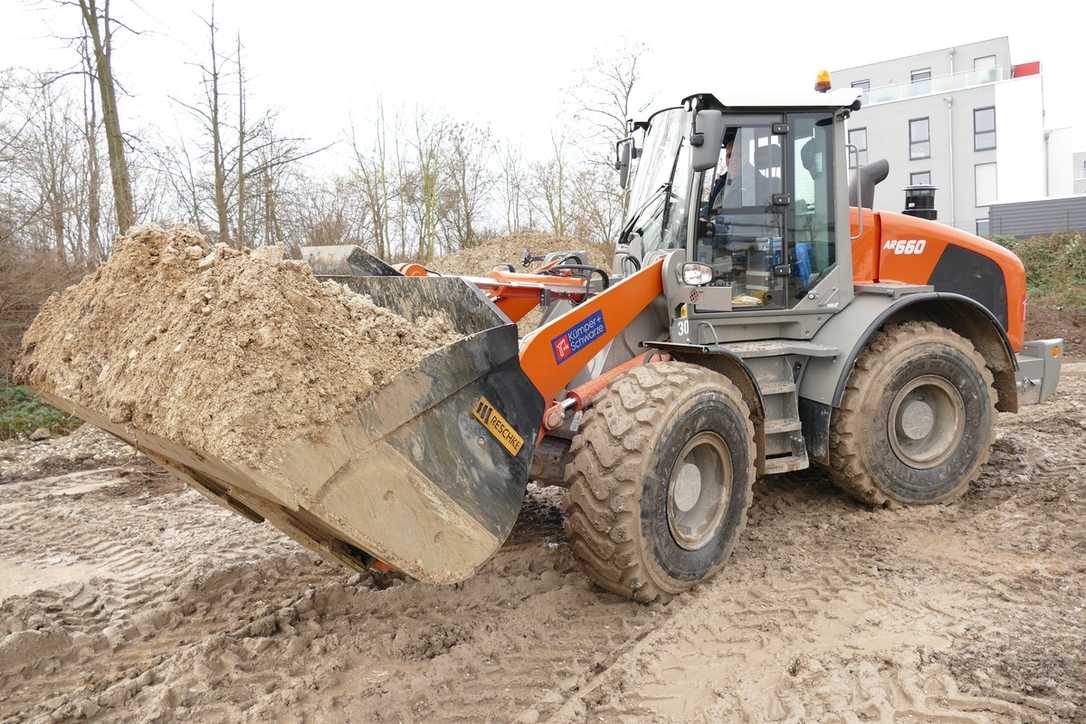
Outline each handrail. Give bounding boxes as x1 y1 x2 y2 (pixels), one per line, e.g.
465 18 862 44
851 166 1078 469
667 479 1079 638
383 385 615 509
847 143 864 241
860 66 1002 106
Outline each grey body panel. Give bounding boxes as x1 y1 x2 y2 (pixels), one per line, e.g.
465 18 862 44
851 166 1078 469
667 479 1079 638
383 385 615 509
798 288 1015 408
1015 339 1064 405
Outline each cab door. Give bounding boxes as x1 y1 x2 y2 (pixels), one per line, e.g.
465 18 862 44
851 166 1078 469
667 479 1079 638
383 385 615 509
691 111 840 311
693 114 789 308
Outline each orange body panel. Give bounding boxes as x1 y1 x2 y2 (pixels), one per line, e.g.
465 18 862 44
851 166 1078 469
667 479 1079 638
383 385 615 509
848 208 881 284
849 209 1027 351
518 259 665 402
395 262 430 277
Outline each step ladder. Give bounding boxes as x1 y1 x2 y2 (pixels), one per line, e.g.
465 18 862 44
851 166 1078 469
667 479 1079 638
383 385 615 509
721 341 839 476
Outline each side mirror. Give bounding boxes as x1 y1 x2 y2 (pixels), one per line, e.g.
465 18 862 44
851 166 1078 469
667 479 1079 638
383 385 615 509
614 137 634 189
690 110 725 172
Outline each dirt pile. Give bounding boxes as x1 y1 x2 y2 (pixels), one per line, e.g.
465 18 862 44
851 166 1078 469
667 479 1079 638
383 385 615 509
1028 302 1086 359
429 233 614 332
427 232 612 276
14 225 460 471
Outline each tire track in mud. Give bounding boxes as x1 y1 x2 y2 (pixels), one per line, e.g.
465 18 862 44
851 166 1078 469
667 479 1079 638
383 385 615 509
2 367 1084 723
548 366 1086 723
0 476 665 723
0 466 336 721
550 498 1071 723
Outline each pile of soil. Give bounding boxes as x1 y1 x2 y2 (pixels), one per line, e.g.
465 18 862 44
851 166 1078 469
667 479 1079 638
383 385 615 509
14 225 460 471
1027 301 1086 359
426 233 612 276
428 233 613 332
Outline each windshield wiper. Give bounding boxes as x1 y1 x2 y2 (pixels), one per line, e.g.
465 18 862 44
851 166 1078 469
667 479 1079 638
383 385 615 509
618 183 670 246
658 137 685 237
619 137 686 247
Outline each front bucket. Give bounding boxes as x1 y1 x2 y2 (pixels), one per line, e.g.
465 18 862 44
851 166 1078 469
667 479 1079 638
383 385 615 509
257 274 546 582
36 274 543 584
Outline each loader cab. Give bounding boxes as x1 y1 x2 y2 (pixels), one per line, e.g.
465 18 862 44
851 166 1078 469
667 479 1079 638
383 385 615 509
618 91 861 319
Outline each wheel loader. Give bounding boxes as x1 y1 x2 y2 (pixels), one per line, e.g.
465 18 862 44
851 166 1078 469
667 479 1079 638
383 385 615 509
28 87 1064 602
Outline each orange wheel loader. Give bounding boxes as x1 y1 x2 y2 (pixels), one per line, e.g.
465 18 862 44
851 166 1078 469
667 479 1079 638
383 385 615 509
31 89 1064 602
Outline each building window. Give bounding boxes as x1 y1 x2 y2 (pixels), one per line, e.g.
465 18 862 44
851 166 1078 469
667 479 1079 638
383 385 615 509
975 163 997 206
976 218 990 237
974 107 996 151
910 171 932 186
974 55 997 73
847 127 868 169
911 67 932 94
909 118 930 160
851 79 870 93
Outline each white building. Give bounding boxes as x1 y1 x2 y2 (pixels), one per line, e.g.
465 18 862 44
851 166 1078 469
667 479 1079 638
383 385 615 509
831 37 1083 237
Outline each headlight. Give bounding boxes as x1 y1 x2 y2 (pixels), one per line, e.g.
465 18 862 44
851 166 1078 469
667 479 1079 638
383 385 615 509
681 262 713 286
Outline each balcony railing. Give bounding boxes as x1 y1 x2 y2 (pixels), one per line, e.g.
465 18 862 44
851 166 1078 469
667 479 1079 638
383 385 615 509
861 66 1002 105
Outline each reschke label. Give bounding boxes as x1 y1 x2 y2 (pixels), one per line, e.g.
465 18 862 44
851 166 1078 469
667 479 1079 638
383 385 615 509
551 310 607 364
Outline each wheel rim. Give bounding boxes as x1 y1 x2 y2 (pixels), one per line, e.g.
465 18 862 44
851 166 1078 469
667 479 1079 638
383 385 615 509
666 431 733 551
887 375 966 469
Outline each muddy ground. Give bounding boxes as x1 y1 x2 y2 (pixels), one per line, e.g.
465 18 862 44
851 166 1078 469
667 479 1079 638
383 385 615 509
0 365 1083 723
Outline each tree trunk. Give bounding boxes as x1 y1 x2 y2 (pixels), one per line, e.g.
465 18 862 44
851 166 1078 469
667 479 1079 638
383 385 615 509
78 0 134 233
235 33 245 247
81 37 102 266
209 17 229 245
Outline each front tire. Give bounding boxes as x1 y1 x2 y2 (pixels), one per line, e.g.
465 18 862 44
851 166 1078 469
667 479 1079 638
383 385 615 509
564 361 756 603
829 321 996 506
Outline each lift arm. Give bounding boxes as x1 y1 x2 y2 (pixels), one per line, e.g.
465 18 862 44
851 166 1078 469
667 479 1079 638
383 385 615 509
518 258 665 402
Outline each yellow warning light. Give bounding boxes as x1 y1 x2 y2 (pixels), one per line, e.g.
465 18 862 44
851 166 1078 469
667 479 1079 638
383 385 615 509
814 70 832 93
1051 345 1062 358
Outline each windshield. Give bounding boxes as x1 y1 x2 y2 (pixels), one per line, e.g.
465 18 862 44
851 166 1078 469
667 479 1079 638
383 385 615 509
622 107 693 257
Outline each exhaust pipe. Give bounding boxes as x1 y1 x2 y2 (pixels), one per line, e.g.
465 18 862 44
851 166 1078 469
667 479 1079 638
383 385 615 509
904 184 938 221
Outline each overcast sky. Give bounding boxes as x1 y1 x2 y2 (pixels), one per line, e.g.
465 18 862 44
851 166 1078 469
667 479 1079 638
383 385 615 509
3 0 1083 165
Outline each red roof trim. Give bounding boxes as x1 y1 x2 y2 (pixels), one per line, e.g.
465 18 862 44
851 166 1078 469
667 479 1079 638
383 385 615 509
1012 61 1041 77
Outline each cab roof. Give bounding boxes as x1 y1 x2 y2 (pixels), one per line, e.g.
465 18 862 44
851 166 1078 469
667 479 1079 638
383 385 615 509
682 89 863 113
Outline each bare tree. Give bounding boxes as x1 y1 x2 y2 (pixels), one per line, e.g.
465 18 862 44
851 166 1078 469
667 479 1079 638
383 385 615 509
77 0 135 232
572 165 624 243
530 133 573 239
405 111 445 260
349 101 393 259
441 121 494 249
20 80 80 265
498 142 526 235
78 36 102 265
235 32 247 246
572 42 652 160
201 6 229 243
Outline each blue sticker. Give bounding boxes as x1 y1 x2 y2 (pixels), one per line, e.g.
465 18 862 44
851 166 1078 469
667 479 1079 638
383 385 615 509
551 310 607 364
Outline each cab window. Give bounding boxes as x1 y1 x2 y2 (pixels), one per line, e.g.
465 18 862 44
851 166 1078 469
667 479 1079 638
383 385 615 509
694 122 786 308
693 112 837 309
789 113 836 296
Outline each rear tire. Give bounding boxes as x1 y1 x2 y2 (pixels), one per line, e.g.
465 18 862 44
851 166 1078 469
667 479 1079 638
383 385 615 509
829 321 996 506
564 361 756 603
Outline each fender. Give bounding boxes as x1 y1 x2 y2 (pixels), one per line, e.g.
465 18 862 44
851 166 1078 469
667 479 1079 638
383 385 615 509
642 340 769 473
798 290 1017 464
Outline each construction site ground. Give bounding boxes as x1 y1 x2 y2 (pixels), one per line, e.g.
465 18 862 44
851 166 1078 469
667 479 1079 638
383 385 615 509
0 360 1082 723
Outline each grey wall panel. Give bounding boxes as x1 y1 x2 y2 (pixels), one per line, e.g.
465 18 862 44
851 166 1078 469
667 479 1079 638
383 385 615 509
988 196 1086 237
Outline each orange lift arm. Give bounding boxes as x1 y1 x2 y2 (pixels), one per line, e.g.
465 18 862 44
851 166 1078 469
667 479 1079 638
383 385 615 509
518 258 665 402
396 258 594 323
397 255 667 403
